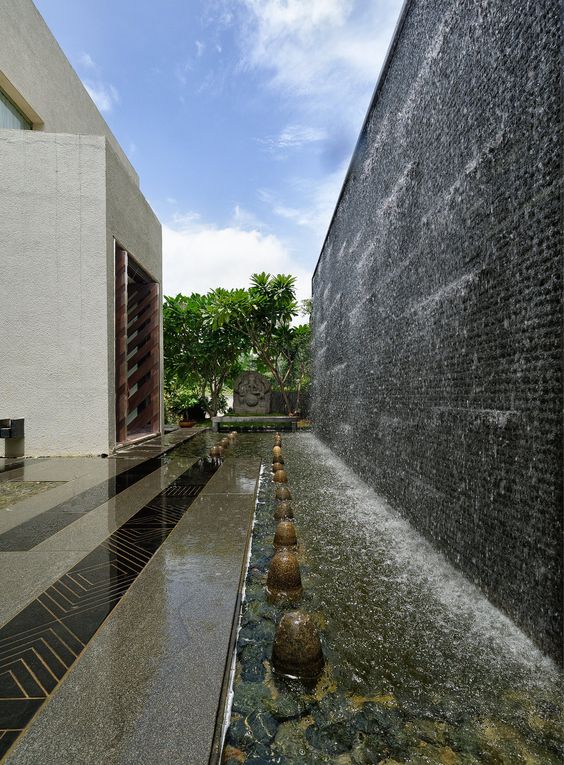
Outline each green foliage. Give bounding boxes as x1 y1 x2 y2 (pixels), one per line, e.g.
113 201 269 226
163 378 201 421
206 273 307 414
164 274 312 418
163 292 249 418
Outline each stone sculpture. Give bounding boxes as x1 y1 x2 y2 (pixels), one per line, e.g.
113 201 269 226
233 371 271 414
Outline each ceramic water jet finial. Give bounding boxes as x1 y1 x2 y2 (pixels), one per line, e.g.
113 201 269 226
275 485 292 501
209 445 222 457
273 469 288 483
266 549 303 602
272 454 284 465
274 500 294 521
273 519 297 548
221 437 230 448
272 462 284 473
229 431 237 439
272 446 282 459
272 610 324 681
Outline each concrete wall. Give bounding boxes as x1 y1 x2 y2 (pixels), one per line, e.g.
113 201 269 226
0 0 137 184
0 131 109 455
312 0 562 662
104 143 163 446
0 1 162 456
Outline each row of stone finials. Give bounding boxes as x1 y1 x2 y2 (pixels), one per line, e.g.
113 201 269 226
210 432 325 683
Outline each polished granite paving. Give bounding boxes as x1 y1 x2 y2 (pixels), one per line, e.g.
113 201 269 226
0 484 63 512
0 455 176 551
0 458 219 758
0 430 260 764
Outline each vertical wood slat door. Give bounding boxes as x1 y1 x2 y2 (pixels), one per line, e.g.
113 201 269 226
126 281 160 436
115 249 160 444
115 249 128 444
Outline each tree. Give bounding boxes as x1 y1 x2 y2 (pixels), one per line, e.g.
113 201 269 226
163 292 248 418
284 323 312 414
206 273 301 414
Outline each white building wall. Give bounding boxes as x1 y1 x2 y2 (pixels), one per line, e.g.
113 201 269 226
0 0 137 183
0 131 109 456
0 1 162 456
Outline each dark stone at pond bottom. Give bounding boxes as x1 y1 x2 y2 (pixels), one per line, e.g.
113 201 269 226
305 722 354 755
223 435 564 765
265 693 307 721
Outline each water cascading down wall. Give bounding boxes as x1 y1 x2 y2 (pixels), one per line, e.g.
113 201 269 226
311 0 562 663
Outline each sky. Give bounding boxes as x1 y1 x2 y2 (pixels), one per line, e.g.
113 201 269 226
34 0 403 301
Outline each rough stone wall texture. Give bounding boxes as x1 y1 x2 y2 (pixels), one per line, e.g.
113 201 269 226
312 0 562 662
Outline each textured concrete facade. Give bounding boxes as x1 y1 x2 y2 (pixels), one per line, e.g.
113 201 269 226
312 0 562 661
0 0 161 456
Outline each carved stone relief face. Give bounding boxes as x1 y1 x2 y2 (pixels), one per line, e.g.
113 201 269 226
233 372 271 413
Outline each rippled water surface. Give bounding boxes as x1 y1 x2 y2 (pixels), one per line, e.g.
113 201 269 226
177 432 564 763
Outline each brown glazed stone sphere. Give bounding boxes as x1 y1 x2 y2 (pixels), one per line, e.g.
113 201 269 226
272 611 324 681
230 431 237 438
272 462 284 473
266 549 303 602
274 501 294 521
221 437 230 448
209 446 222 457
272 446 282 458
272 454 284 465
273 519 297 549
275 485 292 501
273 469 288 483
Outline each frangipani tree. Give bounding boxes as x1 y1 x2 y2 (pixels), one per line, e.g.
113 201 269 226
163 292 249 418
206 273 303 415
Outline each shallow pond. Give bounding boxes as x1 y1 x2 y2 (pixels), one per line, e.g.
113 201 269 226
177 431 563 764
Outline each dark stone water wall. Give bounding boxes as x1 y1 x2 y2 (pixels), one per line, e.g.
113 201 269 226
312 0 563 662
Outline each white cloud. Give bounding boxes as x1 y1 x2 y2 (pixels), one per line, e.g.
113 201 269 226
259 124 328 152
77 53 119 114
234 0 402 130
195 40 205 56
84 81 119 113
79 52 96 70
231 204 264 230
259 159 349 238
163 213 311 301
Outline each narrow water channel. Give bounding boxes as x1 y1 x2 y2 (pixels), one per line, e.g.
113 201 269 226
213 432 563 764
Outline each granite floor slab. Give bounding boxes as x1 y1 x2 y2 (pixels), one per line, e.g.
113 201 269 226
0 430 204 536
3 458 260 765
0 459 198 627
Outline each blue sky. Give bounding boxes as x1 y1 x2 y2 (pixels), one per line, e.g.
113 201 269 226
35 0 403 300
